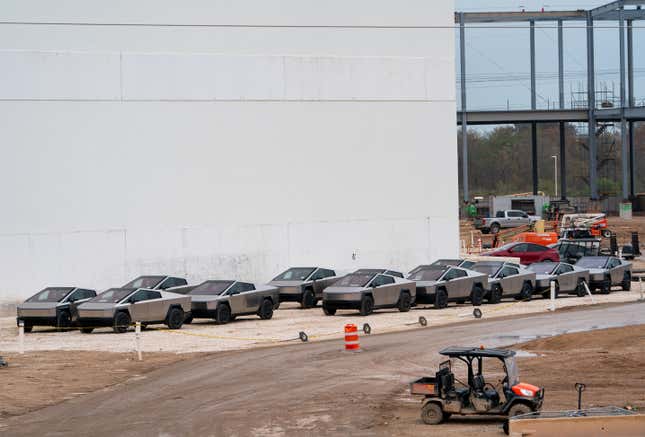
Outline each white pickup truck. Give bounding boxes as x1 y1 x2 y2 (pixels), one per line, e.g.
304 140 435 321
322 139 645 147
474 210 540 234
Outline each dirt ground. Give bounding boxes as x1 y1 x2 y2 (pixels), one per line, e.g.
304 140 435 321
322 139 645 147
378 324 645 436
0 351 201 418
0 306 645 436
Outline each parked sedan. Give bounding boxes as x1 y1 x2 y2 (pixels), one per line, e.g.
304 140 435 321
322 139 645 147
410 265 488 308
528 262 590 298
184 280 279 324
575 256 632 294
322 271 415 316
77 288 191 333
470 261 536 303
268 267 338 308
16 287 96 332
409 259 475 276
483 242 559 265
122 275 188 290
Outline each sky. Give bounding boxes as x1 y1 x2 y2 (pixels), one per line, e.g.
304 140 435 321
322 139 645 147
455 0 645 111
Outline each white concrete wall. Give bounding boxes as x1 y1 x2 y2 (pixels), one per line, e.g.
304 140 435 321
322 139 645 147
0 0 458 300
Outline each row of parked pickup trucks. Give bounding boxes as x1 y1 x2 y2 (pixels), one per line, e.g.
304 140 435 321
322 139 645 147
16 256 632 334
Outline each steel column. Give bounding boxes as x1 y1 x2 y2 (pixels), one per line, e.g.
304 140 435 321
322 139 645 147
628 19 634 107
619 7 629 200
629 121 635 198
530 21 538 195
532 122 538 195
460 12 469 203
530 21 537 110
558 20 566 199
558 20 565 110
587 12 598 199
560 122 567 199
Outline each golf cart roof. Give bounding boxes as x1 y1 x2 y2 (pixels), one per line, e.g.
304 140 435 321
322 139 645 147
440 347 516 359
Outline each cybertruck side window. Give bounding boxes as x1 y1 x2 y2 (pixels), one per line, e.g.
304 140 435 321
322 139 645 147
372 275 395 287
310 269 327 281
556 265 573 274
498 267 518 278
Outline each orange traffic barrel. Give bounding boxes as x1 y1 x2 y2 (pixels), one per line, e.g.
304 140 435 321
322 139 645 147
344 324 360 351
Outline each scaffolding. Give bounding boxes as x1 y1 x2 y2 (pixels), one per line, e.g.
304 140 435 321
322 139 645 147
457 1 645 202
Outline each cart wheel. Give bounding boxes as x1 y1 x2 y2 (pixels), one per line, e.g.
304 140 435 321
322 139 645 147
507 403 532 418
421 402 445 425
602 229 612 238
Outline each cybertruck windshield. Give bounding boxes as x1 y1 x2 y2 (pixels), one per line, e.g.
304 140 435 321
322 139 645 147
26 287 74 303
409 268 445 282
91 288 135 304
188 281 234 295
122 276 165 289
576 257 609 269
332 274 375 288
529 263 557 275
273 268 315 281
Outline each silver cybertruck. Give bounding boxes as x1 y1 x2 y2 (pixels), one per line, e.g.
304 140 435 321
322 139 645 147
183 280 280 324
16 287 96 332
77 288 191 333
409 265 488 308
576 256 632 294
322 270 416 316
268 267 338 309
470 261 536 303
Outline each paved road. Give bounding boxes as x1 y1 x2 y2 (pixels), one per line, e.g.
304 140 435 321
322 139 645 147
4 302 644 437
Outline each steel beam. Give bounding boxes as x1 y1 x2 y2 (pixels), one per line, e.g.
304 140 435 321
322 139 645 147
532 122 539 195
591 1 645 17
619 7 629 200
560 122 567 199
558 20 565 110
628 19 635 107
460 12 469 203
454 7 645 23
587 12 598 200
629 121 635 198
530 21 537 110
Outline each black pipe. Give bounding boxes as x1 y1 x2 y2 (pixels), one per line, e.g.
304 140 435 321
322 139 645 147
560 121 567 200
532 122 538 195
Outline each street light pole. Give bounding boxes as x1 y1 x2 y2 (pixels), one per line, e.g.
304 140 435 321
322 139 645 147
552 155 558 198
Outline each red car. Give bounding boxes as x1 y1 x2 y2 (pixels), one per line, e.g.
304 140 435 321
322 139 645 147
483 242 559 265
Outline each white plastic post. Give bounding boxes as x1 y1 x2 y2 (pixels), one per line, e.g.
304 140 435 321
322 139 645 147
135 321 142 361
549 281 556 312
18 321 24 354
583 281 595 304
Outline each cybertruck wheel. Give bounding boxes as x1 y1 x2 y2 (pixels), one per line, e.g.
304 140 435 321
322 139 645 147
113 312 131 334
398 292 412 312
488 285 502 304
359 295 374 316
80 327 94 334
183 315 193 325
166 307 185 330
215 304 232 325
621 272 631 291
517 282 533 301
322 303 337 316
421 402 445 425
600 277 611 294
259 299 274 320
56 311 72 331
471 285 484 307
434 288 448 309
23 325 33 333
576 279 587 297
541 282 559 299
300 289 316 309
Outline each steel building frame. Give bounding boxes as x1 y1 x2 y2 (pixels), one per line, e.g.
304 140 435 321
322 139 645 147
457 1 645 202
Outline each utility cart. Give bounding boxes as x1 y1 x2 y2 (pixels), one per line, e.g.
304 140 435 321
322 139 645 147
410 347 544 425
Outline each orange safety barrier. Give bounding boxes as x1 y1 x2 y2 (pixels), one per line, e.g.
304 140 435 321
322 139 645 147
344 324 360 351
